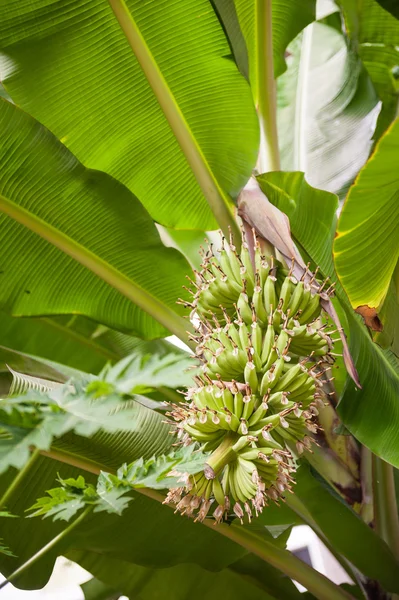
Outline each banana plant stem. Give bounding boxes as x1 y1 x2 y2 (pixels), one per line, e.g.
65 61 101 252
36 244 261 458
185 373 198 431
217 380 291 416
372 454 399 560
256 0 281 173
293 23 313 171
0 506 92 591
107 0 240 245
0 449 41 509
40 449 354 599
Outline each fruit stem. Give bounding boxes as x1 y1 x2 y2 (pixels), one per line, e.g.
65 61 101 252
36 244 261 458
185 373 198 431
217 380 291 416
0 449 41 509
204 433 239 479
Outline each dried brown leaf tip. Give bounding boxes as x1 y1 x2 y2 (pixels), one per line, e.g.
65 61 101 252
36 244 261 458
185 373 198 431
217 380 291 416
355 305 383 332
165 229 345 524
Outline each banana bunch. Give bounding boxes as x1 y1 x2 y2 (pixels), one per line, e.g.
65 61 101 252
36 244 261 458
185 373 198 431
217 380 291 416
167 230 338 524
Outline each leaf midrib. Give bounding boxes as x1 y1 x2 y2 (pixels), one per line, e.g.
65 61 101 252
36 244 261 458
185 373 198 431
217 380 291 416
107 0 241 243
0 193 192 345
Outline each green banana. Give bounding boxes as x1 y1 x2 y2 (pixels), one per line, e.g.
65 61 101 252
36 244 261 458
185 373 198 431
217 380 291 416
165 230 342 524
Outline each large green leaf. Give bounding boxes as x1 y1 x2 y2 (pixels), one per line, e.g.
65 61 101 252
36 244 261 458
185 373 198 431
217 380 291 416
0 346 70 385
0 99 191 341
294 465 399 592
338 0 399 136
77 554 276 600
233 0 316 81
334 117 399 350
375 0 399 18
0 0 258 231
0 313 129 374
0 312 191 376
82 578 121 600
277 20 379 197
257 171 399 467
82 578 120 600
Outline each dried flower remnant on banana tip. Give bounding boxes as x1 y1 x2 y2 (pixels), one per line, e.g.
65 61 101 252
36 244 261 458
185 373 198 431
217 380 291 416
165 228 342 524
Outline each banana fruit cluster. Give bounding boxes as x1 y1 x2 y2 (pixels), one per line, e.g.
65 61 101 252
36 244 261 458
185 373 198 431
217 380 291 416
165 230 337 524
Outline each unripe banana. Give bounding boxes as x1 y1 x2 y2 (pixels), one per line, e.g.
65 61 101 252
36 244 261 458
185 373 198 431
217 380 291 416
251 319 263 356
165 229 343 523
233 392 244 419
242 393 256 421
237 291 253 324
279 275 295 312
298 292 322 324
263 273 277 315
219 248 242 287
287 281 305 317
260 357 285 394
252 278 268 324
261 321 275 364
212 477 226 506
240 243 255 294
244 361 258 392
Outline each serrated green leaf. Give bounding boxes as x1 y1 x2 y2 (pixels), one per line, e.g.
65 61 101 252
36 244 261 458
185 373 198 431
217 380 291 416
0 379 143 473
28 446 207 522
94 473 132 516
0 0 258 231
0 540 15 557
101 349 197 395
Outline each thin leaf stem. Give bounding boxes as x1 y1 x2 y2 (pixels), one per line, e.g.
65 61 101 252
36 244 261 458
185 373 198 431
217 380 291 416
107 0 241 244
359 446 373 525
0 194 194 349
0 449 41 509
41 449 354 599
0 506 92 591
256 0 280 173
293 24 313 171
372 454 399 560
